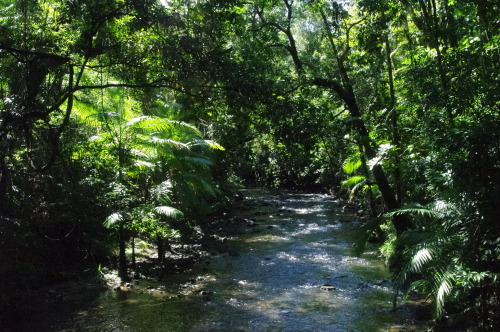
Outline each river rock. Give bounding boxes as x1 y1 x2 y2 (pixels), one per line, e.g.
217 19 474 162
246 219 258 227
320 284 337 291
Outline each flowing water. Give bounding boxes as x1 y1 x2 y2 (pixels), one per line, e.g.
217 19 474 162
15 190 428 331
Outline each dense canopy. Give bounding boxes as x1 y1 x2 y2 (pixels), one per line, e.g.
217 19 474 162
1 0 499 330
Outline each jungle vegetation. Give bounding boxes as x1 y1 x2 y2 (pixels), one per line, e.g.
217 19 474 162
1 0 499 330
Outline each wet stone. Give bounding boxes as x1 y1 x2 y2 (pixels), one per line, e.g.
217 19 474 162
21 189 427 332
321 284 337 291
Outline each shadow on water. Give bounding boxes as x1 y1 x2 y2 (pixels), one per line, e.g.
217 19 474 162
10 189 430 331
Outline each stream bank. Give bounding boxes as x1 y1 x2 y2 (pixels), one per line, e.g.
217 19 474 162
6 189 431 331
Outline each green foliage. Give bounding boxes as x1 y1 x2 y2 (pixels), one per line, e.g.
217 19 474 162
154 206 184 219
343 159 362 174
1 0 499 328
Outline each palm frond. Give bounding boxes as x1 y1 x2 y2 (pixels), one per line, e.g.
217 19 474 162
134 160 155 169
104 212 123 228
149 137 190 149
150 181 173 203
170 120 202 136
343 158 362 174
127 116 174 134
187 156 214 166
126 115 153 127
153 206 184 219
353 216 388 256
199 178 217 197
130 148 150 159
386 202 444 218
72 99 102 128
433 269 454 316
204 139 225 150
410 248 434 272
341 175 365 187
398 230 437 246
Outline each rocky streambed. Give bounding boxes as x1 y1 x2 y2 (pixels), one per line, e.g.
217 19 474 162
8 189 431 331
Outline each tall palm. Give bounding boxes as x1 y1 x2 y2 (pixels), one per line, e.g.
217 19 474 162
73 87 223 280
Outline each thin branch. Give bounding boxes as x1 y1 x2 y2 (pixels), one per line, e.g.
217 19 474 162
0 43 70 64
75 81 195 96
312 77 348 102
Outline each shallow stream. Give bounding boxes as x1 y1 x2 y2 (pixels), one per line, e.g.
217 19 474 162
17 190 428 331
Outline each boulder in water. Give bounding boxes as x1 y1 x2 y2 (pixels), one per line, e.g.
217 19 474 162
320 284 337 291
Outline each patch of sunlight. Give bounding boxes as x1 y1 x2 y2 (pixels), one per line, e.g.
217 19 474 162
244 234 289 243
300 300 334 314
237 279 261 288
289 206 324 214
277 252 300 261
291 223 337 237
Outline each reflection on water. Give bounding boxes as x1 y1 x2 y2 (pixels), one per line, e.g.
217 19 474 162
19 189 428 331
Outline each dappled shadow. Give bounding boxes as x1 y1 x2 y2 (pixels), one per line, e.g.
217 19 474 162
8 190 429 331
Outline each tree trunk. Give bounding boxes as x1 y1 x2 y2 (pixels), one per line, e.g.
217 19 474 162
157 237 166 281
385 34 403 205
313 76 412 234
0 158 11 214
118 221 128 281
131 236 136 271
358 145 378 218
157 237 165 266
280 1 412 234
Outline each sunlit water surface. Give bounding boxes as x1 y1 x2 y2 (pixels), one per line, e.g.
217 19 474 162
19 190 427 331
